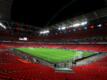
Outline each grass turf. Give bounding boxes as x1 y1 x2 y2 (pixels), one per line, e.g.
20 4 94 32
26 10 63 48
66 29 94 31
16 48 94 63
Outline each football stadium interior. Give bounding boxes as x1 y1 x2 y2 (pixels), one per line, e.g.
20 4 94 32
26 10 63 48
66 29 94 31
0 0 107 80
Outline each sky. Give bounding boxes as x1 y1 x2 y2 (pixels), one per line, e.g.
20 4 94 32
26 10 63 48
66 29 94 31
11 0 106 28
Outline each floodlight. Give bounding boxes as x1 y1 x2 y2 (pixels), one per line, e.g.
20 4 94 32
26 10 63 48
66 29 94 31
61 26 66 30
97 24 102 27
81 21 87 26
72 23 80 27
72 21 88 27
19 37 28 41
23 37 27 40
0 22 6 29
58 27 61 30
40 30 50 34
58 26 66 30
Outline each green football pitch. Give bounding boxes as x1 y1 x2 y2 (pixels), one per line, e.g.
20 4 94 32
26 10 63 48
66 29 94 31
16 48 94 63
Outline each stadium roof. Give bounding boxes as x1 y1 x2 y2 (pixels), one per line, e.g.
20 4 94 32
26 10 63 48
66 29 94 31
11 0 107 28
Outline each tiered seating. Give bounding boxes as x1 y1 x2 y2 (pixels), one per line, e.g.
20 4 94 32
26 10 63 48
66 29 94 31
0 49 107 80
46 44 107 52
72 56 107 80
0 45 7 48
0 50 57 80
1 42 107 52
54 56 107 80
